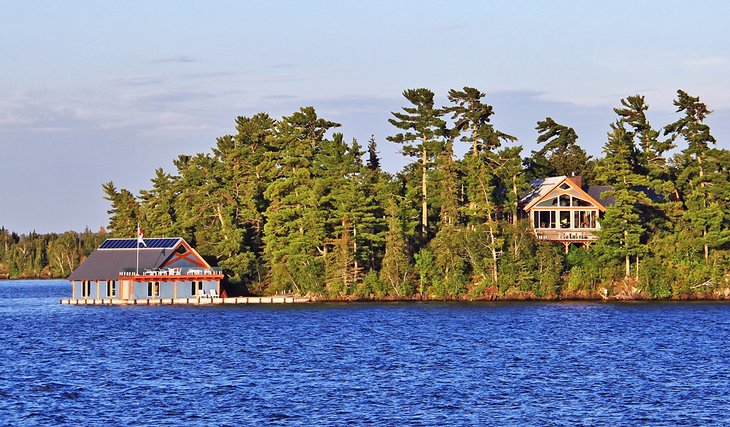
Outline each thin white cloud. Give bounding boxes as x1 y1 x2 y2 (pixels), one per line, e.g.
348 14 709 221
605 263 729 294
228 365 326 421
684 57 729 67
151 55 199 64
111 76 165 87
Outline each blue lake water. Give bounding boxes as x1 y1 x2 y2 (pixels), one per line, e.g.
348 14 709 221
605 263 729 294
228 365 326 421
1 280 730 426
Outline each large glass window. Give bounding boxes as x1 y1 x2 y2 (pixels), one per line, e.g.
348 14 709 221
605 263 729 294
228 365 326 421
572 197 592 207
537 197 558 207
536 211 555 228
82 281 90 297
559 211 571 228
572 211 597 228
559 195 571 206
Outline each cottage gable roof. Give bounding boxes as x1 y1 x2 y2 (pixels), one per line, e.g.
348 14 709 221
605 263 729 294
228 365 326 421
521 176 609 212
68 238 209 281
585 185 614 208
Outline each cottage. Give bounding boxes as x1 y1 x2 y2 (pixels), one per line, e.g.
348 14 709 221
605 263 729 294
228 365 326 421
67 237 223 303
520 176 614 252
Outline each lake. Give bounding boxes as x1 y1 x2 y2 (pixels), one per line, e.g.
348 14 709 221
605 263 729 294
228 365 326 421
1 280 729 425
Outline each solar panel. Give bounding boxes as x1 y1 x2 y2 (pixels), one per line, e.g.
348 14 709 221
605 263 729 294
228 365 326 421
99 238 181 249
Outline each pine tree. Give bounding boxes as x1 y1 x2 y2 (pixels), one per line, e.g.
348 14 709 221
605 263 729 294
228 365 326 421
664 90 730 260
263 107 340 293
445 87 515 155
138 168 181 238
594 122 648 278
324 215 358 297
527 118 593 180
380 198 413 297
102 182 140 237
388 88 446 234
366 135 381 171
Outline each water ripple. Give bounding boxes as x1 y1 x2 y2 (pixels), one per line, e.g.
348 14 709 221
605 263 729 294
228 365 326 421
1 281 729 425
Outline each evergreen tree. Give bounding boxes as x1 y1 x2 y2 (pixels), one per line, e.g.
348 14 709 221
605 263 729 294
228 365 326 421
366 135 381 171
380 199 413 296
526 118 593 180
102 182 140 237
664 90 730 260
262 107 340 293
388 88 446 234
614 95 673 182
594 123 648 278
445 87 516 155
138 168 181 237
324 215 358 297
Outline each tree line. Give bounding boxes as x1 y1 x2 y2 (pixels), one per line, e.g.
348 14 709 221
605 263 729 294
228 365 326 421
4 88 729 299
0 228 105 279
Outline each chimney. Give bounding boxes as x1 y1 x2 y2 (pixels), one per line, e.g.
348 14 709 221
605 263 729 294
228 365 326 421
570 175 582 188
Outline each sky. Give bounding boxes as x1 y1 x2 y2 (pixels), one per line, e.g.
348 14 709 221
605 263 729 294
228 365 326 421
1 1 729 233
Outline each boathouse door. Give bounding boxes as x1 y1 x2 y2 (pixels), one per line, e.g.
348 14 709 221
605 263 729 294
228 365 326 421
121 279 131 300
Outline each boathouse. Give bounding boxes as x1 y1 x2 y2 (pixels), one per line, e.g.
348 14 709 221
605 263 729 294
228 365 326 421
67 237 223 303
520 176 613 252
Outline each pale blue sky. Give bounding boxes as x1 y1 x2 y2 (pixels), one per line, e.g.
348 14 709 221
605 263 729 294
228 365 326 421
1 1 729 233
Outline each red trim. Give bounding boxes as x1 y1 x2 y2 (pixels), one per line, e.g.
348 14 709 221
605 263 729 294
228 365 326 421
523 176 606 212
161 240 210 268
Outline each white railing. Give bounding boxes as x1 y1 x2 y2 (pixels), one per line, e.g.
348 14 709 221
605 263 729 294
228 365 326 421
119 267 222 277
534 230 599 241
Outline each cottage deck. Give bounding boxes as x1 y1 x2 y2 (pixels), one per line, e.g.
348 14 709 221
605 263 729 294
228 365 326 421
60 296 310 305
534 229 599 242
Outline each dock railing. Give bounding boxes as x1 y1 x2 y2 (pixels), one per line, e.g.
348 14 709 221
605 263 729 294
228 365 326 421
119 267 223 277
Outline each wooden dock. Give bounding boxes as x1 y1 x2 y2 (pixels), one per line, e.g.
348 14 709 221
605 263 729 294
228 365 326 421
60 296 310 306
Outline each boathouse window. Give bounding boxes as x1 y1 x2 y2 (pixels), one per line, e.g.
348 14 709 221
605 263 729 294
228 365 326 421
190 281 203 296
82 281 91 298
106 280 116 297
147 282 160 297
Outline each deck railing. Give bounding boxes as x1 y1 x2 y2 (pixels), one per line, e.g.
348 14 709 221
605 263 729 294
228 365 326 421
119 267 223 277
534 229 599 241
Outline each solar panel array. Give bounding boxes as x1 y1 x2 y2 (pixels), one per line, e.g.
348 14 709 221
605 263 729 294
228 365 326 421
99 238 181 249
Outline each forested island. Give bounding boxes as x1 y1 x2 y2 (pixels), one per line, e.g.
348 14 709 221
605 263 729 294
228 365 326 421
2 88 729 300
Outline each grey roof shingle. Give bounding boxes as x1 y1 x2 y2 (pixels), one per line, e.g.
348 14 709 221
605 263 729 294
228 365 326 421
68 246 175 281
585 185 615 208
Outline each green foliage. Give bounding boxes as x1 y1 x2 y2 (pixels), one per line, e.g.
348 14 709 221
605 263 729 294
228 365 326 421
0 227 105 279
11 86 728 300
526 117 594 182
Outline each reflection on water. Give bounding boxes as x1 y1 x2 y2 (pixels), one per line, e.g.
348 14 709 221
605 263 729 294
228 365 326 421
1 280 729 425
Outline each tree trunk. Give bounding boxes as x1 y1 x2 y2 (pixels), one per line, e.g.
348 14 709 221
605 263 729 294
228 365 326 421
512 176 519 226
472 123 479 155
624 230 630 278
421 144 428 234
487 223 499 283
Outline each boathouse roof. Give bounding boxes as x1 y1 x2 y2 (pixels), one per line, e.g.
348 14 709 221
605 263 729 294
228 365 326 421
68 238 210 281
